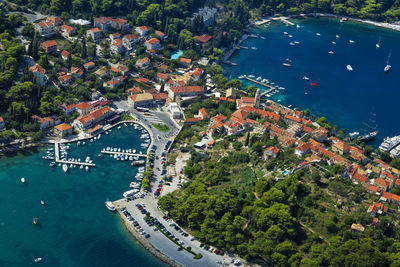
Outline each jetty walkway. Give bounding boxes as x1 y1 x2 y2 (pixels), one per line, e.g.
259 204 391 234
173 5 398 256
100 150 147 158
54 142 96 167
243 76 277 96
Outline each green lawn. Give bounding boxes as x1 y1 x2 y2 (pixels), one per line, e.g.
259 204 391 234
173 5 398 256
152 123 170 132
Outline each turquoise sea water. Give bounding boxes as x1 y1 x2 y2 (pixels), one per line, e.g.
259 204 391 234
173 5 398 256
0 125 165 266
224 17 400 146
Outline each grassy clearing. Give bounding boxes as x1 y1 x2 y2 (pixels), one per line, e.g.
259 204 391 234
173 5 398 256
152 123 170 132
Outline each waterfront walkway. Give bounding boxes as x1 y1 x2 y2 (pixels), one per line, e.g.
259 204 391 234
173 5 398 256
242 76 277 96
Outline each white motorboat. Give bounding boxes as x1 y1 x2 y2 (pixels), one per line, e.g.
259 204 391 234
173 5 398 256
316 33 321 36
289 42 295 46
85 166 89 172
328 51 334 55
349 40 355 43
62 164 68 172
346 65 353 71
34 257 42 262
294 41 300 44
296 24 300 28
332 41 336 44
376 36 381 49
302 76 310 81
384 50 392 73
288 34 292 38
283 31 288 35
105 201 116 212
21 177 26 183
336 34 340 39
80 165 83 169
282 63 292 67
40 200 45 205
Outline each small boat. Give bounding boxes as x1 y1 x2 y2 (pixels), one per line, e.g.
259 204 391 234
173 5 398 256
332 41 336 44
346 64 353 71
21 177 26 183
85 166 89 172
288 34 293 38
349 40 355 44
105 201 116 212
283 31 288 35
251 46 257 50
384 50 392 73
316 33 321 36
328 51 334 55
296 24 300 28
286 58 292 63
336 34 340 39
302 76 310 81
294 41 300 44
40 200 45 205
62 164 68 172
376 36 381 49
282 63 292 67
33 218 39 225
34 258 42 263
310 82 319 86
289 42 295 46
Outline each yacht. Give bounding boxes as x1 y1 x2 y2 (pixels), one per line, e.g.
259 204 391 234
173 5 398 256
251 47 257 50
85 166 89 172
105 201 116 212
349 40 355 43
302 76 310 81
328 51 334 55
283 63 292 67
286 58 292 63
336 34 340 39
62 164 68 172
33 218 39 225
390 144 400 158
34 258 42 263
349 132 360 139
379 135 400 152
346 65 353 71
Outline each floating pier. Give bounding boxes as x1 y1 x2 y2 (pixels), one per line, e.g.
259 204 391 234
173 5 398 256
100 150 147 158
242 76 277 96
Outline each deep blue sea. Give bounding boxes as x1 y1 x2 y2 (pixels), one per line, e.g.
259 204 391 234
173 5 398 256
0 125 166 266
224 17 400 146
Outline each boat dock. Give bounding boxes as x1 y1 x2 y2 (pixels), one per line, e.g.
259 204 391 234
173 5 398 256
242 76 276 96
54 142 96 167
254 19 271 26
100 150 147 158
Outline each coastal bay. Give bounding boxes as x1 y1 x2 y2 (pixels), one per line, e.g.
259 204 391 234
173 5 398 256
224 17 400 146
0 125 165 266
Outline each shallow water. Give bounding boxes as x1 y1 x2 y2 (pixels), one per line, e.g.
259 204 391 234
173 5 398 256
0 124 165 266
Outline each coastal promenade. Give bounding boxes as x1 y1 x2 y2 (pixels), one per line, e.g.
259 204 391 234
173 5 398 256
100 150 147 158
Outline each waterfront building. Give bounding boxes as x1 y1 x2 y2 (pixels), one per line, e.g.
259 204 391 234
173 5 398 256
41 40 57 54
74 115 93 130
75 102 93 116
29 64 47 86
128 93 154 109
54 123 73 138
31 115 56 130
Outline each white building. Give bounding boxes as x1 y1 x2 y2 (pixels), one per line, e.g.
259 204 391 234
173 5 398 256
168 102 181 119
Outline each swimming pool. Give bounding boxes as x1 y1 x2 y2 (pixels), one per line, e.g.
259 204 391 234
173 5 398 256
282 170 289 176
170 50 183 60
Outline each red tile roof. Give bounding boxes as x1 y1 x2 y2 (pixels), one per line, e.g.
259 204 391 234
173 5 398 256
42 40 57 48
147 38 160 44
29 64 45 74
91 106 110 120
170 86 204 94
368 185 380 193
353 172 368 183
180 57 192 64
194 34 212 43
55 123 72 131
75 102 91 110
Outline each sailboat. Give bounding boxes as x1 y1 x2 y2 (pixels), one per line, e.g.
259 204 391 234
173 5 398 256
376 36 381 49
384 50 392 73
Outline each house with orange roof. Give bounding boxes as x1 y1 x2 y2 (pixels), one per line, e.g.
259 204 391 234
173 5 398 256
223 121 243 135
110 39 125 54
93 17 112 32
155 30 166 39
83 61 95 71
54 123 72 137
194 34 212 44
135 26 148 36
352 172 369 184
74 115 94 130
41 40 57 54
210 114 227 124
191 68 204 81
127 87 143 95
105 76 125 88
284 114 302 124
86 28 102 43
332 140 351 155
198 108 210 120
75 102 93 116
145 38 161 50
381 192 400 205
136 57 151 70
60 50 70 61
231 109 249 121
375 177 391 191
90 106 113 124
71 66 84 79
236 96 256 109
60 24 76 38
295 143 312 157
312 128 328 142
208 121 225 136
29 64 47 86
152 93 168 105
63 104 76 115
46 16 62 26
109 32 121 41
109 17 129 32
156 73 170 83
264 146 280 159
367 202 388 217
34 21 55 38
185 117 202 123
179 57 192 68
31 115 56 130
58 74 73 86
122 34 139 50
367 185 381 194
128 93 154 108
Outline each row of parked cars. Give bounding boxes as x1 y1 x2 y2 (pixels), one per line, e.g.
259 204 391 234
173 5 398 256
199 243 223 255
121 208 150 239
